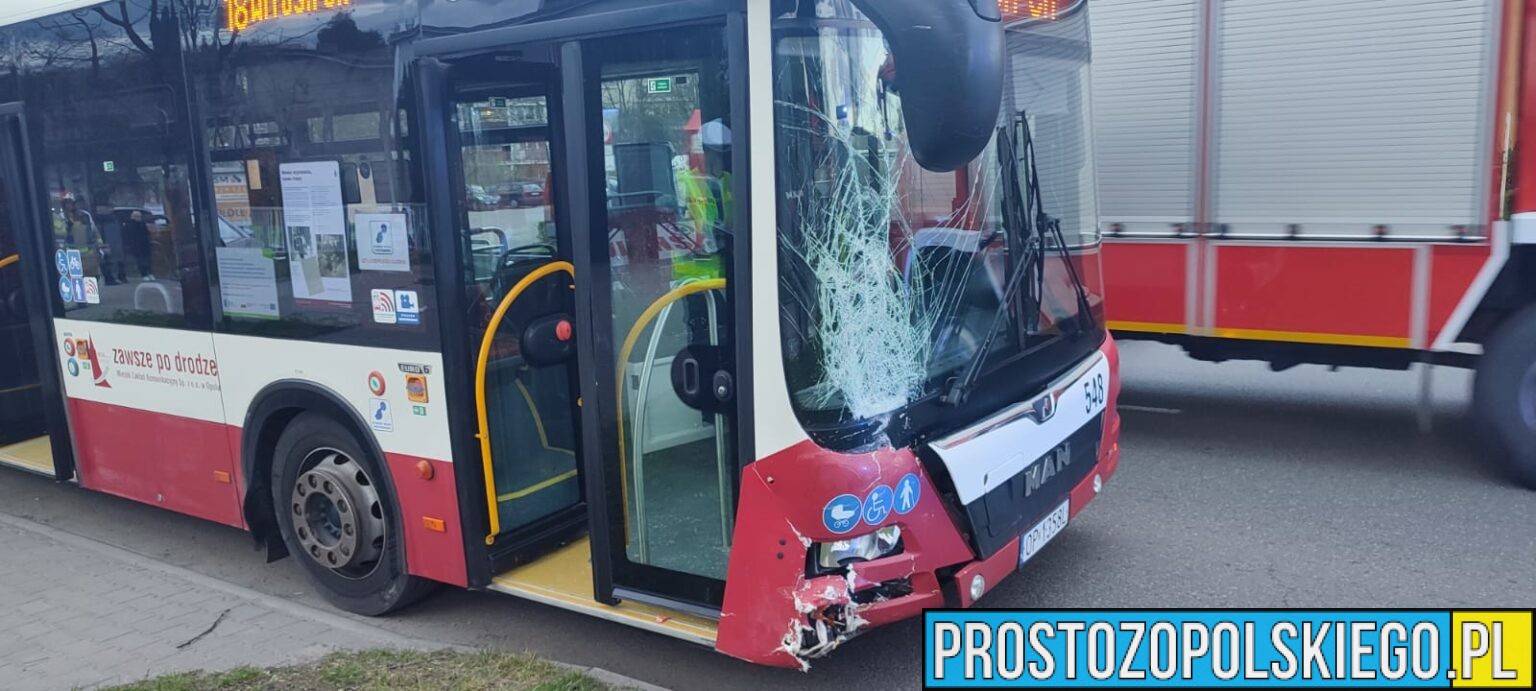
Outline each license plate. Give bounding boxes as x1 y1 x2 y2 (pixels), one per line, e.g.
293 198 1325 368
1018 500 1070 566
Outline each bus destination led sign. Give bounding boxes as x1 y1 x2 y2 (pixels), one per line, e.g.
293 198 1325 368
225 0 355 32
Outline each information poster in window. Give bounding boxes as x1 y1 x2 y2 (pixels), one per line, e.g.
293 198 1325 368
280 162 352 306
354 212 410 272
215 247 279 319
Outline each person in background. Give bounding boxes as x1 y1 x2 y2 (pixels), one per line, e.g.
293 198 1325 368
122 210 154 281
99 210 125 285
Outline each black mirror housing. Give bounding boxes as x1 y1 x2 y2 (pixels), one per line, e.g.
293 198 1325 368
849 0 1005 172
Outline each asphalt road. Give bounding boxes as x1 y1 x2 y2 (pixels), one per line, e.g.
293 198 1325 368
2 341 1533 689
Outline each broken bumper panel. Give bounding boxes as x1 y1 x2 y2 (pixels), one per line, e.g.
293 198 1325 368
715 340 1122 670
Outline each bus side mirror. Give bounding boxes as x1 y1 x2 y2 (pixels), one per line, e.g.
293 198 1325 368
849 0 1005 172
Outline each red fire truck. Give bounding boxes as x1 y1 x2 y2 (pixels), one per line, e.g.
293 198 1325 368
1092 0 1536 486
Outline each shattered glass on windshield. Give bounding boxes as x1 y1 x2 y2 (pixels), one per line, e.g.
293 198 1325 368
774 2 1103 441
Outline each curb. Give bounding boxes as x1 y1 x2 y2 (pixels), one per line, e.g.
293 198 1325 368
0 511 670 691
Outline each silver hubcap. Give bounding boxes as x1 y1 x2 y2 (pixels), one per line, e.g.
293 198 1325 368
291 449 386 578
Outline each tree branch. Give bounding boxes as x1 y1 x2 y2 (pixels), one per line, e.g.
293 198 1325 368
92 1 153 56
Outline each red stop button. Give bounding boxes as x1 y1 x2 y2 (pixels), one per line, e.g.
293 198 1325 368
555 320 573 342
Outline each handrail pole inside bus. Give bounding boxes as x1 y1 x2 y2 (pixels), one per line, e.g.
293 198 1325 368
475 260 576 545
628 284 727 560
614 278 727 549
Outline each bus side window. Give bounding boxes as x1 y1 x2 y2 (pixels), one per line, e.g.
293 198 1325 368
23 5 208 328
189 10 438 349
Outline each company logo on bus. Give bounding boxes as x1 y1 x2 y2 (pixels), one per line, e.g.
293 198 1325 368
60 334 112 388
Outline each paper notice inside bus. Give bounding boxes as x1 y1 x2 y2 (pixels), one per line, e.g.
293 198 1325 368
355 213 410 272
216 247 279 319
280 161 352 306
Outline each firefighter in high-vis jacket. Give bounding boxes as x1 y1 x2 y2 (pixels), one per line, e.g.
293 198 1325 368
671 117 732 285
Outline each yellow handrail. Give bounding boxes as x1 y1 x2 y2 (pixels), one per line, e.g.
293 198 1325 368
476 261 575 544
613 278 727 531
0 255 18 269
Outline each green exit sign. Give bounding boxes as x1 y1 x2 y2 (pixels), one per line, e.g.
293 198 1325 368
102 161 115 172
647 77 673 94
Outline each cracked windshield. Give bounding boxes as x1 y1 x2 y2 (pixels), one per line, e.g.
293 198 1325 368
774 0 1105 437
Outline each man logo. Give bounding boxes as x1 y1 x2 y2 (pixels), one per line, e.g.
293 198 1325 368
1025 392 1057 424
1025 442 1071 498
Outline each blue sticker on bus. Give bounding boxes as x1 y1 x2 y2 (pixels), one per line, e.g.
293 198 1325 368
863 485 894 525
395 290 420 325
66 249 83 278
58 276 74 302
822 494 862 534
895 473 921 515
54 249 68 275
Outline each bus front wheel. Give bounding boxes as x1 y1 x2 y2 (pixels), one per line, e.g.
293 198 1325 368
1473 305 1536 489
270 412 436 615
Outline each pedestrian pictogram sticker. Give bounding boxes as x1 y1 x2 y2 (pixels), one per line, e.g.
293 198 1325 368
895 473 921 515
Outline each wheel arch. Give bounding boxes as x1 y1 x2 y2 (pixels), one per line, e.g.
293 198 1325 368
240 380 397 562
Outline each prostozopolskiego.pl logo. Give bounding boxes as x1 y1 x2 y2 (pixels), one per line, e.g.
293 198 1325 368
60 333 111 388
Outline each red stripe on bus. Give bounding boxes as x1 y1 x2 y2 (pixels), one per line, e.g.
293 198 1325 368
69 398 245 528
66 398 466 587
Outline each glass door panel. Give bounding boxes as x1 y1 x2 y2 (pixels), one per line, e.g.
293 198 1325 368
0 171 45 447
587 25 738 594
453 68 583 540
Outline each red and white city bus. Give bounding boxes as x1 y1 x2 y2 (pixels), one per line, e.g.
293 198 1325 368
0 0 1119 668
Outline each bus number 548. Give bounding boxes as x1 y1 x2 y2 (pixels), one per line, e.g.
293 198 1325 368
1084 373 1106 414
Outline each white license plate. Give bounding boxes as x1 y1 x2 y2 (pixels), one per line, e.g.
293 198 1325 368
1018 500 1070 567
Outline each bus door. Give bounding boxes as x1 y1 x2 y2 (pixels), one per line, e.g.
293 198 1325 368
428 23 743 612
0 109 73 479
580 25 742 611
437 54 588 562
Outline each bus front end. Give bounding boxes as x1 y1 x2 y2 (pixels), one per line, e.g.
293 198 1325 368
715 0 1115 668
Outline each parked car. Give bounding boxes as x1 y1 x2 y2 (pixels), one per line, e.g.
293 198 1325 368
466 184 500 211
504 181 545 208
218 216 262 248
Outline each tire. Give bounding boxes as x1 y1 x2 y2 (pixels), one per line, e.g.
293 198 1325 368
1473 305 1536 488
271 412 437 615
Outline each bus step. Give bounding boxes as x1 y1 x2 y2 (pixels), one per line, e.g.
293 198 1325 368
488 537 718 646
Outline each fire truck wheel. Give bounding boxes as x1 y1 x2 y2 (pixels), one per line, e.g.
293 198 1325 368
1473 306 1536 489
271 412 437 615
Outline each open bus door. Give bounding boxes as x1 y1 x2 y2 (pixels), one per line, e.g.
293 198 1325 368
0 106 74 480
420 20 744 636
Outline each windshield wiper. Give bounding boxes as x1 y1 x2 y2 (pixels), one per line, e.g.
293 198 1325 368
943 118 1040 407
1017 111 1098 337
942 111 1097 407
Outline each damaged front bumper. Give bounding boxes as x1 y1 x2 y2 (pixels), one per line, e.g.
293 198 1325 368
715 341 1123 670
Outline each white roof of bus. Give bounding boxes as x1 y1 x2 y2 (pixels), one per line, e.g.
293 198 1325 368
1 0 106 28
